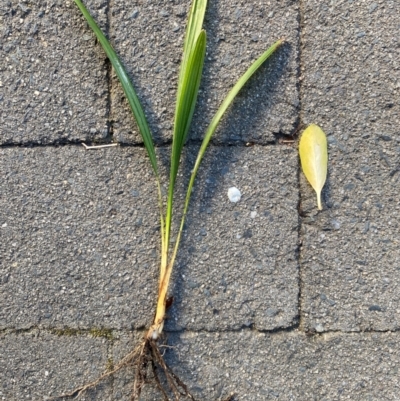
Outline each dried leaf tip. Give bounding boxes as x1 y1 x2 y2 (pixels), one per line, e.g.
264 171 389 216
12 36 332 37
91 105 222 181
299 124 328 210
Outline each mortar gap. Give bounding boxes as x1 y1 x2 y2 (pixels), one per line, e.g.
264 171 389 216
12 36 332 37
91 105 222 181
296 0 306 331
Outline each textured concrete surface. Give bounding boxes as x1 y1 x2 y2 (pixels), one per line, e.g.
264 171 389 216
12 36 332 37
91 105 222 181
1 0 400 400
0 0 109 145
109 0 299 144
301 0 400 332
0 146 159 330
112 330 400 400
166 145 299 331
0 330 110 400
0 145 298 331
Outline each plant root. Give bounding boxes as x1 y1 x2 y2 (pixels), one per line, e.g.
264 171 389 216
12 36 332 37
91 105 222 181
47 337 233 401
132 338 197 401
46 342 144 400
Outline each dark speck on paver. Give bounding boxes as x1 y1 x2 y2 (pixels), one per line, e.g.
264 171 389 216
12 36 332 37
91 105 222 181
187 280 200 289
269 389 280 398
344 183 355 191
129 9 139 19
243 228 252 239
175 6 186 17
368 305 383 312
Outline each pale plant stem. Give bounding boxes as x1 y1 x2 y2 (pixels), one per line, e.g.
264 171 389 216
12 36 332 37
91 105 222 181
163 177 175 270
148 163 199 340
157 179 168 280
149 180 172 340
148 266 170 339
168 176 196 280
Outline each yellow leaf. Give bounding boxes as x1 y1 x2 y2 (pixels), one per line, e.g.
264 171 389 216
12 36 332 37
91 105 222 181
299 124 328 210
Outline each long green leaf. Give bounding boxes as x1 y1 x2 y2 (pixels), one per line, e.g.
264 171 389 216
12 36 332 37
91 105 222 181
164 29 207 249
73 0 158 175
168 39 284 269
179 0 208 91
163 0 207 252
172 30 207 182
191 39 284 185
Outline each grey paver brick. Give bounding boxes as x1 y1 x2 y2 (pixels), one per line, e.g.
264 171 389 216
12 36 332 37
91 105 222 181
0 144 298 331
301 0 400 331
0 1 109 145
0 146 160 330
112 330 400 400
109 0 299 144
165 145 299 331
0 330 110 400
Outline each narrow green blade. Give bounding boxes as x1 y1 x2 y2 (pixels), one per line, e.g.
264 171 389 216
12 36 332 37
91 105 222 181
179 0 207 92
168 40 284 276
73 0 158 175
172 39 284 256
164 29 207 247
191 39 284 183
171 30 207 187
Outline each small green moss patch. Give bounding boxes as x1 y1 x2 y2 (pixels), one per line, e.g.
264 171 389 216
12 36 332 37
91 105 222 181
89 327 113 340
52 328 79 337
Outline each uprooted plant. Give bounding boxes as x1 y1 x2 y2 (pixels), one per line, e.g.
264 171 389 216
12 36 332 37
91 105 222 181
57 0 283 399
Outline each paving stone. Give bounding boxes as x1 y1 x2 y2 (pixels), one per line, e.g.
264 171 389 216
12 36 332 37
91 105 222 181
0 330 110 400
166 145 299 331
0 0 109 145
0 146 160 330
301 0 400 331
112 330 400 401
0 144 299 331
109 0 299 145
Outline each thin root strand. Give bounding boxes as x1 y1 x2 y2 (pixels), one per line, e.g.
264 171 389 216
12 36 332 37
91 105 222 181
47 342 144 400
47 338 224 401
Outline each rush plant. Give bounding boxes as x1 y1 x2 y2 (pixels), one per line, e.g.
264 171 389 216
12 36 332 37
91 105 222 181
65 0 283 399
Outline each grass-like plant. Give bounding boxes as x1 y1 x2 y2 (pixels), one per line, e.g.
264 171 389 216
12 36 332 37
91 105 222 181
63 0 283 399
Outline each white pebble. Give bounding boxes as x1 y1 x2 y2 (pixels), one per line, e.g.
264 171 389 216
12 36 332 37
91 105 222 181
250 211 257 219
227 187 241 203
